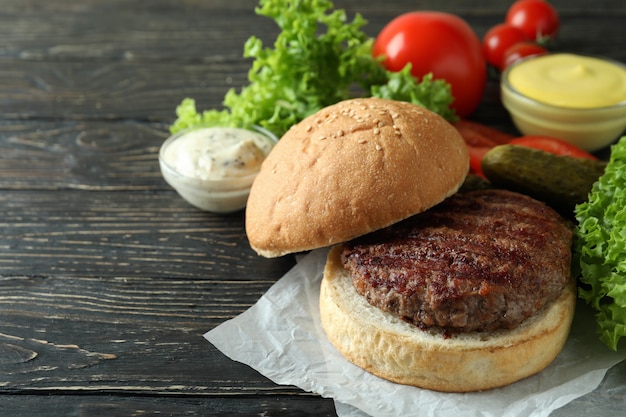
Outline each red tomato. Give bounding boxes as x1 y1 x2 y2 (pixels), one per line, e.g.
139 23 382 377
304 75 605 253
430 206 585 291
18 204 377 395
482 23 529 71
509 136 598 160
467 146 491 178
502 42 548 69
505 0 560 42
373 12 486 117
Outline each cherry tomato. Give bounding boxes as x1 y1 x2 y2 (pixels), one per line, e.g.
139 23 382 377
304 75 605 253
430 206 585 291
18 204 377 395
482 23 529 71
505 0 560 42
509 136 598 160
373 12 486 117
502 42 548 69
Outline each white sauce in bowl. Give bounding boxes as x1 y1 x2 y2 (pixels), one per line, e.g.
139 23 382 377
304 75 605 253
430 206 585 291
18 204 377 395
159 126 277 212
162 127 274 181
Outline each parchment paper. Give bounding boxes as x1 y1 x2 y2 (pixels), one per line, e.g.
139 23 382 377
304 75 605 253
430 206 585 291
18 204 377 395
205 248 626 417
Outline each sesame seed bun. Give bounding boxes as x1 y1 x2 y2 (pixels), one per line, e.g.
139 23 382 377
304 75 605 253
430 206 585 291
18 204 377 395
245 98 469 257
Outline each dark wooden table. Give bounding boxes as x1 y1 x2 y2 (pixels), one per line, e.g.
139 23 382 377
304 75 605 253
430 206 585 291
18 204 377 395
0 1 624 416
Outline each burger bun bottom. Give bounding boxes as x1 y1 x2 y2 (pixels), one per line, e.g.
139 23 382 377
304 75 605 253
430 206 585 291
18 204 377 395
319 245 576 392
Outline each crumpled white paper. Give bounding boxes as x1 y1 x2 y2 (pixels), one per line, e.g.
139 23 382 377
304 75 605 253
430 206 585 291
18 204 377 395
205 248 626 417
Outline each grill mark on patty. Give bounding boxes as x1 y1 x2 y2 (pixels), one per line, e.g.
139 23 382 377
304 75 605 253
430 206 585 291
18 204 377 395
342 189 573 333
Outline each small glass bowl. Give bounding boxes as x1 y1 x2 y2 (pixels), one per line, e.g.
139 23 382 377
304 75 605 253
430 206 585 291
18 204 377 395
159 125 277 213
501 54 626 152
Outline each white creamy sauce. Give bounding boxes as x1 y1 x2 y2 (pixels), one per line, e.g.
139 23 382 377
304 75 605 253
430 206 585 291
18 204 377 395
163 127 274 180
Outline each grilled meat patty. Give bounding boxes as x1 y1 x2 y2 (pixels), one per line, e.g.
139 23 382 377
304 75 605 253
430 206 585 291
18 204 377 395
341 189 573 333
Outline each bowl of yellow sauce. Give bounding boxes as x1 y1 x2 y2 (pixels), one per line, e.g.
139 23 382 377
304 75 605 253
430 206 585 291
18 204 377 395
501 53 626 151
159 125 277 213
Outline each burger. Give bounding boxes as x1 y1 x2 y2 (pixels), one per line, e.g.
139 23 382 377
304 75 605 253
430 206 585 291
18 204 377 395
245 97 575 392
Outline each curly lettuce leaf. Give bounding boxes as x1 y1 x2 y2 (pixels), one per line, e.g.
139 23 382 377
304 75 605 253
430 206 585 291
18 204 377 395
574 136 626 351
370 68 456 121
170 0 455 137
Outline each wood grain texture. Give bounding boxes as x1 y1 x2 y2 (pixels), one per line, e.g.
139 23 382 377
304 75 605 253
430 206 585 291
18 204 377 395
0 0 624 416
0 396 338 417
0 121 166 188
0 190 294 278
0 274 284 389
0 1 622 122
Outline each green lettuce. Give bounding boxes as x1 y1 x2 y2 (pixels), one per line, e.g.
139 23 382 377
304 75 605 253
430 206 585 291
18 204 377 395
170 0 456 137
574 136 626 351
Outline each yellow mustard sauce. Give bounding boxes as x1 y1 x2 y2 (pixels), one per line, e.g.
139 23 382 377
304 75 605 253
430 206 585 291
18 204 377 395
508 53 626 108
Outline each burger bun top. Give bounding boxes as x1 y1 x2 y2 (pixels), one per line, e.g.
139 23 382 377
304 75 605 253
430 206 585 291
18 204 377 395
245 97 469 257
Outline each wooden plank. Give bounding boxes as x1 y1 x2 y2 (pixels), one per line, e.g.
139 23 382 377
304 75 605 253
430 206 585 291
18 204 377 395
0 395 338 417
0 0 274 60
0 190 295 279
0 59 247 121
0 121 168 189
0 272 293 392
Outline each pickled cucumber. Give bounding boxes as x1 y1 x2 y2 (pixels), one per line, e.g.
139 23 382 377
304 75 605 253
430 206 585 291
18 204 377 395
481 145 606 215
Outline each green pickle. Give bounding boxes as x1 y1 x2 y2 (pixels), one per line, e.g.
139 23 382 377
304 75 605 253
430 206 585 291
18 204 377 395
481 144 606 216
